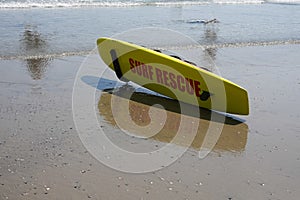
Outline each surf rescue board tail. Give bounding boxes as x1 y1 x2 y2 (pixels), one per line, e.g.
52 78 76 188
97 37 249 115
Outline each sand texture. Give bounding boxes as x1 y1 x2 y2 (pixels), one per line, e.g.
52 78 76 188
0 45 300 199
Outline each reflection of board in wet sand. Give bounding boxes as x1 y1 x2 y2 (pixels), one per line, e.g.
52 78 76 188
97 37 249 115
98 86 248 153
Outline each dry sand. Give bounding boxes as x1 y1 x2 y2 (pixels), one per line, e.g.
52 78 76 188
0 45 300 199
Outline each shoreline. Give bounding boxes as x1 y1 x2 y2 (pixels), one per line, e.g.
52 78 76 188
1 40 300 61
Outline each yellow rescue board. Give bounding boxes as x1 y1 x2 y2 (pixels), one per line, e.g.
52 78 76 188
97 37 249 115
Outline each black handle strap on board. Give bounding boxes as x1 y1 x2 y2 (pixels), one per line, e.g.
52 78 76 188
200 91 211 101
110 49 128 82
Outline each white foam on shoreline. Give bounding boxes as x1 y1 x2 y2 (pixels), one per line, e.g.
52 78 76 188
0 0 266 10
2 0 299 10
265 0 300 4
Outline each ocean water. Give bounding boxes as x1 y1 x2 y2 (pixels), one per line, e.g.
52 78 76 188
0 0 299 59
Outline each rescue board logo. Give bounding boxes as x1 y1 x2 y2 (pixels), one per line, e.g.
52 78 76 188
128 57 212 101
72 28 227 173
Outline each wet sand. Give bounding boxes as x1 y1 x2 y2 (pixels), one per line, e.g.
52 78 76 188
1 45 300 199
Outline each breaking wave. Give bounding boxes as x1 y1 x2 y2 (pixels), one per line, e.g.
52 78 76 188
0 0 266 9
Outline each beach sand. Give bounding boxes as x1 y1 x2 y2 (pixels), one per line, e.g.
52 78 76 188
0 44 300 200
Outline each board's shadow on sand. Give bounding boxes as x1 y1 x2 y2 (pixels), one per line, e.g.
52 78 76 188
81 75 245 125
81 75 248 153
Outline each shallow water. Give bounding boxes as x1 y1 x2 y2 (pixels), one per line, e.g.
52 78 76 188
0 0 300 59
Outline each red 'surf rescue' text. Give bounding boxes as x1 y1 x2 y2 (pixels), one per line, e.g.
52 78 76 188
129 58 202 98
